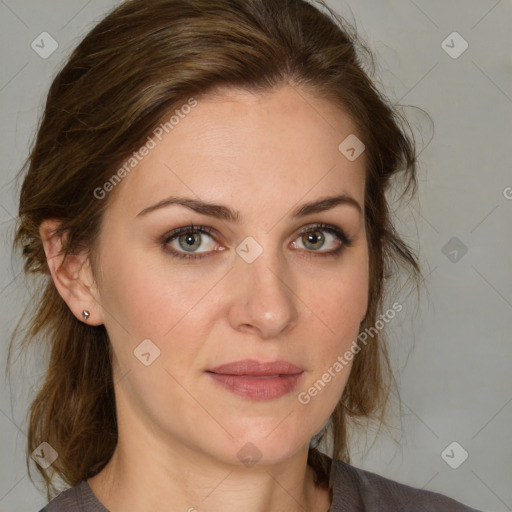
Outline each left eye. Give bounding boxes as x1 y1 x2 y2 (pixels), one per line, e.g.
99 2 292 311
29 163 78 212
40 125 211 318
292 226 343 252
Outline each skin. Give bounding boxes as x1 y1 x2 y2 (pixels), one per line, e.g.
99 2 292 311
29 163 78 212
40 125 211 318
40 84 369 512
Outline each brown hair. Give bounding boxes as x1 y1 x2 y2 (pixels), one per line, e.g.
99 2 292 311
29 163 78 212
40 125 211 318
8 0 421 500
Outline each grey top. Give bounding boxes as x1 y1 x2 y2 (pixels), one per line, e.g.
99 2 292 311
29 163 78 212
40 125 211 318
39 450 483 511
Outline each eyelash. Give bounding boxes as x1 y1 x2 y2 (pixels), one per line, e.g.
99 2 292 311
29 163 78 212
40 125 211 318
161 223 354 261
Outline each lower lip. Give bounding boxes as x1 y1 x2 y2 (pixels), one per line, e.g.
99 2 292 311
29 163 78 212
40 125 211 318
206 372 303 400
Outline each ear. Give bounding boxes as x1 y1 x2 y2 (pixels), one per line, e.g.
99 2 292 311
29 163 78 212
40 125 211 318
39 218 104 326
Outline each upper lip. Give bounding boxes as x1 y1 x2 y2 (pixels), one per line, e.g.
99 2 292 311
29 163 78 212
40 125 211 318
207 359 304 376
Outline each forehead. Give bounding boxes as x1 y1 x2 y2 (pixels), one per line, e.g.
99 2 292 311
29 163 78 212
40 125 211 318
105 85 366 220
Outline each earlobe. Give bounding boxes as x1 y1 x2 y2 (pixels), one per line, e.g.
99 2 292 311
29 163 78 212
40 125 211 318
39 219 104 326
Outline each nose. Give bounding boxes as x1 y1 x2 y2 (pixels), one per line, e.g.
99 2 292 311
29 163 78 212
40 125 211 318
226 245 299 339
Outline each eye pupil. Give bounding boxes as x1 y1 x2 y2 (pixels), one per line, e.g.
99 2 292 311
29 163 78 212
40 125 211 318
179 232 201 251
303 230 325 250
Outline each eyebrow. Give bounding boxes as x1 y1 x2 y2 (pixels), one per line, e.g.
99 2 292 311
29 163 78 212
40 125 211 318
136 193 363 221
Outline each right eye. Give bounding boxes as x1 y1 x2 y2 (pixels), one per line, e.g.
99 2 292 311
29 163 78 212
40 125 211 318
161 224 224 260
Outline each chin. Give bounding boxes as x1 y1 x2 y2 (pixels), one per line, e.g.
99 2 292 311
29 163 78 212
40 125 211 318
202 427 311 469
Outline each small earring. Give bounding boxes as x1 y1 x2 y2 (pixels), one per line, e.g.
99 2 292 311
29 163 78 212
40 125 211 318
82 310 90 321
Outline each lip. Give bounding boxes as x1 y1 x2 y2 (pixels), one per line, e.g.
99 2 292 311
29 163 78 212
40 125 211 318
206 359 304 400
207 359 304 376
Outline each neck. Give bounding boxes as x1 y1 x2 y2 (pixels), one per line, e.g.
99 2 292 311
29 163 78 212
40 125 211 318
88 438 330 512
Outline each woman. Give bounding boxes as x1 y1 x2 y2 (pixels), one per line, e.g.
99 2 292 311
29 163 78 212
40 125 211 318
9 0 484 510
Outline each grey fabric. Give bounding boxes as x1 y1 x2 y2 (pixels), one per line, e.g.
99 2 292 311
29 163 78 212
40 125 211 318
38 451 483 511
38 480 109 512
328 458 483 511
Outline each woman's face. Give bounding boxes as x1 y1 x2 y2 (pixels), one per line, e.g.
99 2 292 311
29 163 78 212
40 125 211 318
91 84 368 466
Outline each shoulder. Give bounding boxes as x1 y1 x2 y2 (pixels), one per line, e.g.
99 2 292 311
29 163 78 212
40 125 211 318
37 480 108 512
332 459 483 511
310 448 484 512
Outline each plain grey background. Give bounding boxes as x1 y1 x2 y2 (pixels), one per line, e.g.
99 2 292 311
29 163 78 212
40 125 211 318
1 1 511 511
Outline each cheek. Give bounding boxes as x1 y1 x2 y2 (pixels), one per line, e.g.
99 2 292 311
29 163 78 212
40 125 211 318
293 270 368 423
97 239 210 341
298 250 369 383
309 254 369 342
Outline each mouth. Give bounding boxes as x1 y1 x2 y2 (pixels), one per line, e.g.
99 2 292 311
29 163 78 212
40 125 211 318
206 359 304 400
207 359 304 376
